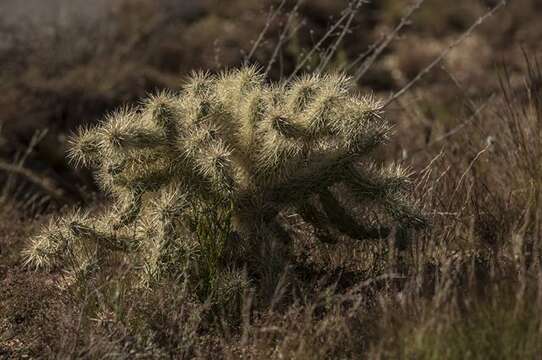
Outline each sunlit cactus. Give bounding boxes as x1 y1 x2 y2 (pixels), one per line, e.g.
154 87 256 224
24 67 425 293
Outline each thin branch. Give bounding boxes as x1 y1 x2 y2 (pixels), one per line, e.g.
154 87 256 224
383 0 507 108
245 0 288 63
343 35 380 73
406 94 495 157
353 0 425 83
0 161 67 201
264 0 303 78
316 0 367 73
442 66 480 116
454 143 490 194
17 129 48 167
286 4 354 82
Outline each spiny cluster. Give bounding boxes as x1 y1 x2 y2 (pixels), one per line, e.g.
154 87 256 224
24 67 425 290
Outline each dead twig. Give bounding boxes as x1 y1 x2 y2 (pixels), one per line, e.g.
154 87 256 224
383 0 507 108
0 161 66 201
406 93 496 157
316 0 367 73
353 0 425 83
264 0 304 78
245 0 288 63
286 2 354 82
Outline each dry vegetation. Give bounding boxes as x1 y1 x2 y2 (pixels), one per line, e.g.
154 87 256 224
1 0 542 359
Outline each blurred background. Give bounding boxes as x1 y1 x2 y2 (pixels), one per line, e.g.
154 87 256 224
0 0 540 209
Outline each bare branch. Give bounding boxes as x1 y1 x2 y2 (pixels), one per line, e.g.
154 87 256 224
383 0 507 108
286 3 354 82
316 0 367 73
264 0 304 78
0 161 66 201
406 94 496 158
245 0 288 63
353 0 425 83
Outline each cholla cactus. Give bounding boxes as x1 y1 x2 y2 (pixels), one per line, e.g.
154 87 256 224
24 67 424 293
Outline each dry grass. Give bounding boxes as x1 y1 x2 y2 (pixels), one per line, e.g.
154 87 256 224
1 1 542 359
